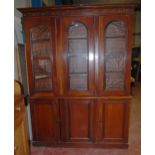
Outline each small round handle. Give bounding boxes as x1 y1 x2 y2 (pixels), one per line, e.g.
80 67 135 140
14 145 18 150
16 107 21 111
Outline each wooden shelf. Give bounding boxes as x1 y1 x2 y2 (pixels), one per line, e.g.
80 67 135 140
106 71 124 73
35 75 50 80
69 73 87 76
33 56 51 59
32 38 50 43
105 36 126 39
68 52 87 57
68 37 87 39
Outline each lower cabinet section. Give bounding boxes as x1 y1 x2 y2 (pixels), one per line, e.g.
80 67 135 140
95 100 130 143
60 100 95 143
30 98 130 148
30 99 60 144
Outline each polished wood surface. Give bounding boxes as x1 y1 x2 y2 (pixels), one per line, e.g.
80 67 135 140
60 99 95 143
61 16 95 96
18 4 137 148
14 81 30 155
30 99 60 143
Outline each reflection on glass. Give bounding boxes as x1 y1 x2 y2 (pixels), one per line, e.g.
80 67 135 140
31 25 53 91
104 21 127 90
67 22 88 90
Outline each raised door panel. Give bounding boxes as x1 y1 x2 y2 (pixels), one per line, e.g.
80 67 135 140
61 17 95 96
98 16 132 96
30 99 59 143
24 17 58 96
60 100 94 143
96 100 129 143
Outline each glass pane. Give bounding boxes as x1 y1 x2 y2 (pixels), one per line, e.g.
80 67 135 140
104 21 127 90
30 25 53 91
31 25 50 41
68 39 87 53
68 22 87 38
67 22 88 91
69 56 87 74
69 74 87 90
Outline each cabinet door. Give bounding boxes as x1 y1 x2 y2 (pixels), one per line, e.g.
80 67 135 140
61 17 95 96
98 16 132 96
24 17 58 96
60 100 95 143
30 99 60 143
96 100 129 143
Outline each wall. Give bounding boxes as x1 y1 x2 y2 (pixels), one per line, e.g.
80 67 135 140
14 0 31 80
14 0 32 141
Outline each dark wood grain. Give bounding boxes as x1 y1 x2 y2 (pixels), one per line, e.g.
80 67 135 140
60 99 94 143
23 17 58 97
94 99 130 143
98 15 132 96
61 16 95 97
19 4 136 148
30 99 60 143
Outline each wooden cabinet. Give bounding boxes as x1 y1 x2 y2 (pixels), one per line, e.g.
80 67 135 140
60 100 95 143
61 17 95 96
30 99 60 144
14 81 30 155
98 16 132 96
95 100 129 143
24 17 58 96
18 3 139 148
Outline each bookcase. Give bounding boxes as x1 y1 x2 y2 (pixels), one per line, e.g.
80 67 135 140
18 3 139 148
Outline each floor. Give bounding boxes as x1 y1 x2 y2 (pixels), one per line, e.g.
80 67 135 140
31 83 141 155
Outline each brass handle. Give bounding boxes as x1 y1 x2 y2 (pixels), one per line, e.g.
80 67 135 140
16 107 21 111
14 145 18 150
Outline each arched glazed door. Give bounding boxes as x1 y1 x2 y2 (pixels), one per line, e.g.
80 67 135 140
98 16 132 96
61 17 95 97
24 17 58 97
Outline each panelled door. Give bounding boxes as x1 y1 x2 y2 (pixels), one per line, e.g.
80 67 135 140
61 17 95 97
60 99 95 143
98 16 132 96
24 17 58 96
95 100 130 143
30 99 60 143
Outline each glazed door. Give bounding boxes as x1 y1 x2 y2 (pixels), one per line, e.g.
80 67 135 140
95 100 129 143
30 99 60 144
60 100 95 143
24 17 58 96
98 16 132 96
61 17 95 96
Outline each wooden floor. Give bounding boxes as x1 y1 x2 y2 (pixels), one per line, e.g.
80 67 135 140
31 83 141 155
